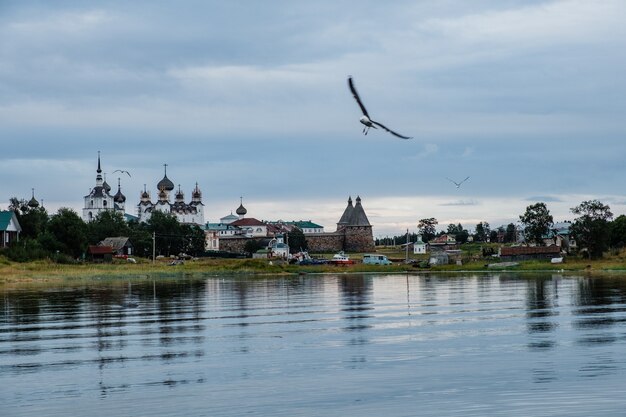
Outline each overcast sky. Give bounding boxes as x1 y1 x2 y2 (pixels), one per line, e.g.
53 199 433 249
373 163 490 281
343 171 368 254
1 0 625 237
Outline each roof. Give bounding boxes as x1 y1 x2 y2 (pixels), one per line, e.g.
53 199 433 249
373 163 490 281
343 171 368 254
157 175 175 191
500 245 561 256
88 245 113 255
230 218 265 227
100 237 132 251
430 234 456 244
348 196 370 226
293 220 323 229
203 223 238 231
220 213 239 224
337 196 354 225
124 213 139 222
0 211 21 232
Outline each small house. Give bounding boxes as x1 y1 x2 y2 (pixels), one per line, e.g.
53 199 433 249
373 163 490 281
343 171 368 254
88 245 113 263
270 233 290 259
499 245 561 261
0 211 21 248
413 235 427 254
428 234 458 251
100 237 133 256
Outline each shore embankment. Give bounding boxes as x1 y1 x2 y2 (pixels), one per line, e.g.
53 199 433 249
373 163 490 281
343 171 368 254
2 255 626 286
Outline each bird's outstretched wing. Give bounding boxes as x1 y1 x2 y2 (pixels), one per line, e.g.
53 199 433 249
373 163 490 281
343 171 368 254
460 176 470 184
370 120 412 140
114 170 131 177
446 177 459 186
348 76 370 118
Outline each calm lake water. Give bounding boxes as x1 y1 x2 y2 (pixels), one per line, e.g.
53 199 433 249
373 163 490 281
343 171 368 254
2 272 626 416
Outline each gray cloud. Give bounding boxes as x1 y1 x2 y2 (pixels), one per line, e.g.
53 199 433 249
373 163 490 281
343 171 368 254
1 0 625 235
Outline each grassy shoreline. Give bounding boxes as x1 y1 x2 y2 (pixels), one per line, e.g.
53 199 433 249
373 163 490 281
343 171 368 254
2 254 626 286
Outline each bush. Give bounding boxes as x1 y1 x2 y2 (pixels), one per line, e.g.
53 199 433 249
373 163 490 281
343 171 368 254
4 239 49 262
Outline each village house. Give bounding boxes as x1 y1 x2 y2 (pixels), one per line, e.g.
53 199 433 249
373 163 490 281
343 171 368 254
100 237 134 256
428 234 458 251
499 245 562 261
0 211 21 248
413 235 427 254
543 221 577 253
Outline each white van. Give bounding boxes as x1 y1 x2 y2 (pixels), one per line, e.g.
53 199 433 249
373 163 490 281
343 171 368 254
362 254 392 265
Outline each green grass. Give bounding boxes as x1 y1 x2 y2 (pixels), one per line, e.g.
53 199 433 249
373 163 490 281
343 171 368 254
3 247 626 287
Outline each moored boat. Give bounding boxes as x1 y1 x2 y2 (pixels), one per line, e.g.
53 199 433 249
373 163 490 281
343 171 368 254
328 251 355 265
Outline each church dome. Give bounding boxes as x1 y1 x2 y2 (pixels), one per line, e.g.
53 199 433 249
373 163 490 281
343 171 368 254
157 175 174 192
157 164 175 191
103 178 111 193
28 196 39 208
175 185 184 202
236 202 247 216
114 181 126 203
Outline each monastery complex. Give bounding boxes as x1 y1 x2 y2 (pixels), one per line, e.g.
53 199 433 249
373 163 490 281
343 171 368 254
81 154 375 253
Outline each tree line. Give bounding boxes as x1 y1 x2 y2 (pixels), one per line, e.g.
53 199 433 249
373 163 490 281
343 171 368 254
376 199 626 260
3 198 206 262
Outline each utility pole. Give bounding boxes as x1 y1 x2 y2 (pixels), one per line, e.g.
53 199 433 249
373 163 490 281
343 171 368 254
152 231 156 264
405 228 409 263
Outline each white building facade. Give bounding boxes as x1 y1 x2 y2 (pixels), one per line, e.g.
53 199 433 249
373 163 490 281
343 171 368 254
136 165 205 225
82 153 126 223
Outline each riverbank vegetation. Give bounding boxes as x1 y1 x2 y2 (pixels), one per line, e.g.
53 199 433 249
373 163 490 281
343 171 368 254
3 248 626 286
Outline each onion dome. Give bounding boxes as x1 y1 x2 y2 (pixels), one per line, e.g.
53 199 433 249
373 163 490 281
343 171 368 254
103 179 111 193
236 197 247 216
192 182 201 200
157 164 175 191
114 179 126 203
175 185 184 202
27 188 39 208
141 184 150 200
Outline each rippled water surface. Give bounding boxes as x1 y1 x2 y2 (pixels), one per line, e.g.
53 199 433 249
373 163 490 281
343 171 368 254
3 273 626 416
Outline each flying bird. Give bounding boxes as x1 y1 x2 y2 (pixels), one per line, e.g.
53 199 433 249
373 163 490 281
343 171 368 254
113 170 131 177
447 176 470 188
348 76 412 140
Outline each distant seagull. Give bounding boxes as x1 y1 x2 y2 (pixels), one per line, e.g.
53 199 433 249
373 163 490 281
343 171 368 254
113 170 131 177
447 176 470 188
347 76 412 140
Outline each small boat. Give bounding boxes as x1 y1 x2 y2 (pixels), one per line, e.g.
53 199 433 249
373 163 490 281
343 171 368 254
328 251 355 265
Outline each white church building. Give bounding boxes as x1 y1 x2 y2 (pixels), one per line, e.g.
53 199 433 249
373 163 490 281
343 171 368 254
82 153 126 222
136 164 205 225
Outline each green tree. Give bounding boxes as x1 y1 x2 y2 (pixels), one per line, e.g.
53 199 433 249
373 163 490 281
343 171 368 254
456 229 469 244
519 202 553 246
8 197 48 239
286 228 308 253
418 218 438 242
244 239 264 254
447 223 460 235
181 224 206 256
474 222 490 242
87 211 130 244
145 211 184 257
127 221 153 258
504 223 517 243
571 200 613 259
610 215 626 248
46 208 88 258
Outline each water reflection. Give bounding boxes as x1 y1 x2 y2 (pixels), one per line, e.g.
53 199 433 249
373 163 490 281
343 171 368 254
3 273 626 416
525 277 558 352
